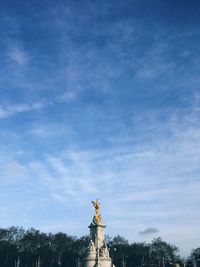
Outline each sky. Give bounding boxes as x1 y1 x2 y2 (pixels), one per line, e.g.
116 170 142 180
0 0 200 257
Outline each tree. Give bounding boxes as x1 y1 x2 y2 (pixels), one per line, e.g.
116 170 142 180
107 235 129 267
150 238 179 267
190 248 200 267
0 227 183 267
126 242 149 267
0 227 21 267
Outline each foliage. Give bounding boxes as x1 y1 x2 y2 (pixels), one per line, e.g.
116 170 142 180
189 248 200 267
0 226 198 267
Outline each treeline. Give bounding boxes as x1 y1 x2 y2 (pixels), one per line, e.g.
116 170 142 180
0 226 199 267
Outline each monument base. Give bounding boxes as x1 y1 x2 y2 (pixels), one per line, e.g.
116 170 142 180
83 258 113 267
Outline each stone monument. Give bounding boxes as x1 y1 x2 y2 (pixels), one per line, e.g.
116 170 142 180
82 199 115 267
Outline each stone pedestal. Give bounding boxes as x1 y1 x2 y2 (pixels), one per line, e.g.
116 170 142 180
82 218 114 267
89 223 106 249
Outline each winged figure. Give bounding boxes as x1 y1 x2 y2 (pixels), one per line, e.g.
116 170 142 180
91 198 102 224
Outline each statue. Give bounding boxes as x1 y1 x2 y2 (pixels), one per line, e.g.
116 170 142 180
99 243 109 258
92 198 100 212
87 240 96 253
92 198 102 224
103 244 109 258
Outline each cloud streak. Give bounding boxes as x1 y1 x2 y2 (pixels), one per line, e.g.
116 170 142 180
0 89 78 118
0 102 45 118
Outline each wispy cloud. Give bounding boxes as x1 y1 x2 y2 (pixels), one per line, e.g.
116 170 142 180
0 102 45 118
0 160 28 186
29 123 71 139
0 90 78 119
55 90 78 102
7 48 28 65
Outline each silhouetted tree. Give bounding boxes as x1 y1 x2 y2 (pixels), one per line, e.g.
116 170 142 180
0 227 192 267
150 238 179 267
190 248 200 267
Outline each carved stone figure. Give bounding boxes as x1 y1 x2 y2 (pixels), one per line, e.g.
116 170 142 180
103 245 109 258
99 244 110 258
87 240 96 253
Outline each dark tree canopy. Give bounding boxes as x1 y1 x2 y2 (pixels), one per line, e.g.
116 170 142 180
0 226 198 267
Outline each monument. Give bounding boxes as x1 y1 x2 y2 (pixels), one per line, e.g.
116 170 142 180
82 199 115 267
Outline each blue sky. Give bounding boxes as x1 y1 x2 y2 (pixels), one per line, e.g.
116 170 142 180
0 0 200 257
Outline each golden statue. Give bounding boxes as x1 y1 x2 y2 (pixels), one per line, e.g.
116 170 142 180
92 198 102 224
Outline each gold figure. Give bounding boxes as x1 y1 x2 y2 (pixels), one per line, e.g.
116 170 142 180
92 198 100 212
92 198 102 224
